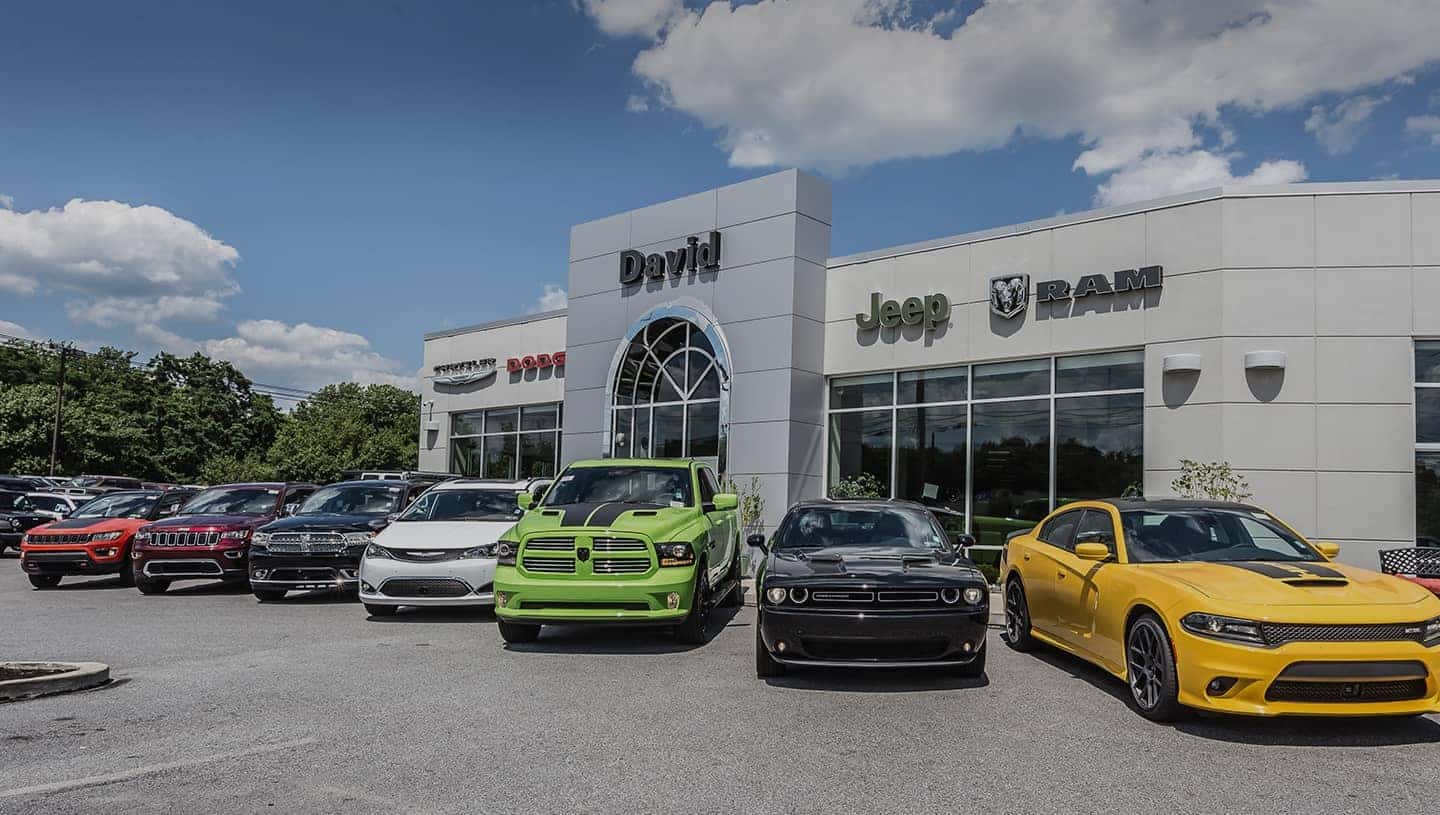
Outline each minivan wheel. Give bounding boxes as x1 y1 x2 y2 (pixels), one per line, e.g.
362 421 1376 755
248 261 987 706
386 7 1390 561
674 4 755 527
498 620 541 643
1126 614 1187 722
1003 579 1035 652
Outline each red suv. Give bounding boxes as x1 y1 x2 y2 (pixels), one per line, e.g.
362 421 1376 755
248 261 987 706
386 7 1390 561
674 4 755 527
131 482 316 595
20 489 195 588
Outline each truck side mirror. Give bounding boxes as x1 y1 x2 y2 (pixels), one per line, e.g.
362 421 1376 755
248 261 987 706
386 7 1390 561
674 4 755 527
517 493 534 510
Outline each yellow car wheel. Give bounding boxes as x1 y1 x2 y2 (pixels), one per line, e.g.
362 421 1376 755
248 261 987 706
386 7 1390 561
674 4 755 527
1003 579 1035 652
1126 614 1186 722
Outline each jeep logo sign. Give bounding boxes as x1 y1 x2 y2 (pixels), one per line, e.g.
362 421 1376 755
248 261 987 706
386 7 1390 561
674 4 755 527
855 292 950 332
619 231 722 285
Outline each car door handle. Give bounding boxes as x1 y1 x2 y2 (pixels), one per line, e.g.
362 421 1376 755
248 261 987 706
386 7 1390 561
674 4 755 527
1057 571 1066 579
1022 553 1031 561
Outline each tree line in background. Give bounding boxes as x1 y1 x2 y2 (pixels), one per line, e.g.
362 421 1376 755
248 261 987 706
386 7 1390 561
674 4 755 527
0 340 419 485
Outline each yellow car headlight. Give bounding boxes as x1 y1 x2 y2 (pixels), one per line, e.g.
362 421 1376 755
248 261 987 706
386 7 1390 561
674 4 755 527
1181 612 1266 647
1423 617 1440 647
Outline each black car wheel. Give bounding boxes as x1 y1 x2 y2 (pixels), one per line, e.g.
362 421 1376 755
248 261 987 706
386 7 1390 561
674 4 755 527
28 574 61 589
253 589 287 602
498 620 541 643
755 615 785 678
135 575 170 595
674 563 712 645
1126 614 1186 722
1003 579 1035 652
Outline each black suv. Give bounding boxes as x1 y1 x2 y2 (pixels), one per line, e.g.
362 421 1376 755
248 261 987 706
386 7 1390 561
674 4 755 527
248 479 431 601
0 491 54 552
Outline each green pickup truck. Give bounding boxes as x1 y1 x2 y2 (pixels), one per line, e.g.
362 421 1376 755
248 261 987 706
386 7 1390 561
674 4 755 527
492 459 743 645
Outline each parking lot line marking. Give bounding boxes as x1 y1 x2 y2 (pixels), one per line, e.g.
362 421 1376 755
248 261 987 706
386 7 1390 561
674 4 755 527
0 736 320 800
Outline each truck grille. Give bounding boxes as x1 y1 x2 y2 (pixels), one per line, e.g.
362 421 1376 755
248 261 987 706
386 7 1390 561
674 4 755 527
147 531 222 548
379 578 470 598
1261 622 1428 646
524 537 575 552
592 558 650 575
1266 678 1428 703
592 537 647 552
522 557 576 574
27 533 93 545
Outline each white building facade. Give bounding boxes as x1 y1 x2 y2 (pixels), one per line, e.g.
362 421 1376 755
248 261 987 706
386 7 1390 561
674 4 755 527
420 170 1440 569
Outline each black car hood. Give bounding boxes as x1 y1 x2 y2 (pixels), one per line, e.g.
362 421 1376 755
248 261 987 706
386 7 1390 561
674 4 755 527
0 511 51 526
27 516 98 530
766 545 985 585
259 513 388 534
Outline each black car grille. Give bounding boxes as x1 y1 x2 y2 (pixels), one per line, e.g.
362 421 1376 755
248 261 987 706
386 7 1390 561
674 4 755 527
795 586 975 611
1266 679 1428 703
1379 547 1440 579
1261 622 1429 646
267 532 346 555
26 533 93 544
147 531 222 547
801 637 950 662
379 578 471 598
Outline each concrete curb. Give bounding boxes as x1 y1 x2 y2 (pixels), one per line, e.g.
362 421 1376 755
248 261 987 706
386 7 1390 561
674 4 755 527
0 662 111 703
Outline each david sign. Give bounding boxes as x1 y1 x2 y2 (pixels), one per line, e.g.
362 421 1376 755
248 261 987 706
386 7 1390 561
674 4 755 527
855 293 950 332
619 231 722 285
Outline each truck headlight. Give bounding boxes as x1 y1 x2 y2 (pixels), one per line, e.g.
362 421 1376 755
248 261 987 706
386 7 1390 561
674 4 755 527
765 587 787 605
1181 612 1266 647
364 543 394 560
1423 617 1440 647
657 542 695 567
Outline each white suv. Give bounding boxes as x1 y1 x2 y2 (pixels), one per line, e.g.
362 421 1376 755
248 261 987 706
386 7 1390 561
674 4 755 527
357 478 549 617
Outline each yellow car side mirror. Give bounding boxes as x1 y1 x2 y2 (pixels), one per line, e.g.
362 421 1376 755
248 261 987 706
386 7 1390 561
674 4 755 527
1313 541 1340 560
1075 542 1111 561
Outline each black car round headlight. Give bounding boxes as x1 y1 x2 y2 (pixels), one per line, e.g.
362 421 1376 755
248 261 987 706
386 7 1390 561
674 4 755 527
787 587 808 604
963 587 985 605
940 587 960 604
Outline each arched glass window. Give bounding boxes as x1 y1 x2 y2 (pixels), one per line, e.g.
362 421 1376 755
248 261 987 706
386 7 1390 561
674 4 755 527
607 306 730 470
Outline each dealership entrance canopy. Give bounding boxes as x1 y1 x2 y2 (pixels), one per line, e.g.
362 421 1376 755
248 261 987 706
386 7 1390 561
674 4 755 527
421 170 1440 568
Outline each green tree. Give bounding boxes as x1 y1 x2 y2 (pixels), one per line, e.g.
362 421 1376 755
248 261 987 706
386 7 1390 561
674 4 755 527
267 383 418 483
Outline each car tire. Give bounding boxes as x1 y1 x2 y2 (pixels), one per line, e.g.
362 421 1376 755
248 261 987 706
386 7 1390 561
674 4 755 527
1002 578 1035 652
253 589 287 602
117 560 135 588
719 543 743 608
28 574 61 589
364 603 398 617
497 620 541 643
135 575 170 595
674 563 712 645
755 618 785 678
952 646 987 679
1126 614 1187 722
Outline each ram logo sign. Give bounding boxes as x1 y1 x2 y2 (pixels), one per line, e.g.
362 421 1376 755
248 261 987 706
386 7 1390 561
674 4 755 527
989 274 1030 319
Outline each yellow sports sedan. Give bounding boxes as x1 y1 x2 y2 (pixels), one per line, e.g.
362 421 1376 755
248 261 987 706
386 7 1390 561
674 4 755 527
1001 499 1440 720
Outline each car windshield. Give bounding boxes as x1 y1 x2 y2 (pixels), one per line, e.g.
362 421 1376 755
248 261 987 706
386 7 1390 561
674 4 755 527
71 492 157 519
17 495 73 514
178 486 281 516
1120 508 1321 563
541 467 693 507
772 506 950 553
398 488 520 522
299 484 404 516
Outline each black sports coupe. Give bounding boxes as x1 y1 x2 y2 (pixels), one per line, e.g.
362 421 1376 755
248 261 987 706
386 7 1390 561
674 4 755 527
753 499 990 677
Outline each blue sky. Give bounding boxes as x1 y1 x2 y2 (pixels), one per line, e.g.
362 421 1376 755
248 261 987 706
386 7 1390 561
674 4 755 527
3 0 1440 394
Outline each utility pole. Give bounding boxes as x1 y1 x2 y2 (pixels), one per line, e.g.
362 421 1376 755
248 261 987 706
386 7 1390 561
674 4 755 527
48 343 69 476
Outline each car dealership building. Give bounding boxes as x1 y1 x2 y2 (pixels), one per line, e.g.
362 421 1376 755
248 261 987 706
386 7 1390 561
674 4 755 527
420 170 1440 568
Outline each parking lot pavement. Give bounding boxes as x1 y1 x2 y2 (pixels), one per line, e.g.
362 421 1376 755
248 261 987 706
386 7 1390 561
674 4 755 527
2 555 1438 815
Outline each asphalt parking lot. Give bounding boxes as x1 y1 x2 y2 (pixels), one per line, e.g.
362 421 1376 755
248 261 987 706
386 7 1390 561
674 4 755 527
2 555 1438 815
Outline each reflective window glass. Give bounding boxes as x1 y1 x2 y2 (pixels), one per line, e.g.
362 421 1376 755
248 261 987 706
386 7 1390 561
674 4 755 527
485 408 518 434
827 409 893 496
1417 341 1440 383
829 373 893 410
483 435 517 479
895 405 966 512
1055 393 1144 502
1056 351 1143 393
451 411 484 437
686 402 720 457
521 404 559 431
519 432 557 478
450 437 482 476
970 399 1050 546
973 358 1050 400
898 367 968 405
653 405 685 458
1420 390 1440 444
1419 453 1440 544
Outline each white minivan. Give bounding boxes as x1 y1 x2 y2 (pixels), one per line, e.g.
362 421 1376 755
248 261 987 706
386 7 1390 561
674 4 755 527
357 477 549 617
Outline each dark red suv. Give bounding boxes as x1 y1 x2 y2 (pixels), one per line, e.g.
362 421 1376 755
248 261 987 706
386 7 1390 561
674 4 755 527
131 482 316 595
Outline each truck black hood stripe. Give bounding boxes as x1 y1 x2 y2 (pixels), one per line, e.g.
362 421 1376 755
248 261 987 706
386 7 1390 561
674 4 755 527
1220 561 1346 579
548 502 666 527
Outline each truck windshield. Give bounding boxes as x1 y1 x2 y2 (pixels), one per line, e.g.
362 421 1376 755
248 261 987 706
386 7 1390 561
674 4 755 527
178 486 281 516
541 467 693 508
71 492 158 519
299 484 404 516
398 489 520 521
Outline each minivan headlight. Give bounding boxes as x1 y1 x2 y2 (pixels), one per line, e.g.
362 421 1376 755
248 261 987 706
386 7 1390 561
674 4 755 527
460 543 496 560
364 543 394 560
1181 612 1266 646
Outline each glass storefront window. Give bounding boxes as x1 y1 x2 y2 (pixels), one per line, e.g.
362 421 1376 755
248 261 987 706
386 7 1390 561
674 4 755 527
828 409 893 496
973 358 1050 400
652 405 685 458
450 437 481 477
483 435 517 479
970 399 1051 546
609 311 730 465
521 403 559 431
1055 393 1143 502
1418 453 1440 544
519 432 557 478
1416 341 1440 383
898 367 967 405
1056 350 1144 393
449 403 563 478
895 405 966 511
1417 342 1440 543
687 402 720 457
485 408 518 434
829 373 893 410
451 411 484 437
1419 390 1440 444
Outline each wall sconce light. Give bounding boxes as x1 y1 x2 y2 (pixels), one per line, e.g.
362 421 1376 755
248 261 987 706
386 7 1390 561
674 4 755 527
1162 353 1202 374
1244 350 1287 371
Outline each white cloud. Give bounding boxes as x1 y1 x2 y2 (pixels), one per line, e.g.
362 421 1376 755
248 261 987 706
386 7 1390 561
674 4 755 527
0 319 33 340
0 193 13 210
1095 150 1308 207
602 0 1440 198
1305 95 1387 154
533 284 568 312
625 94 651 113
0 197 239 300
1407 114 1440 145
580 0 683 39
66 294 227 328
